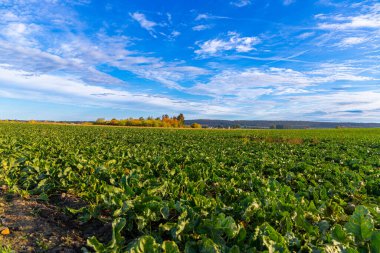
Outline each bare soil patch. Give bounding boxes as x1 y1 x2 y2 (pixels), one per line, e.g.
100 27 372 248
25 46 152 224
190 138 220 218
0 193 84 252
0 193 111 252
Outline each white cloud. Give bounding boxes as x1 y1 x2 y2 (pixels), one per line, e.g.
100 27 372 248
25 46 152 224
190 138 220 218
319 16 380 30
315 13 328 20
3 22 27 36
1 11 20 22
316 0 344 7
195 14 210 21
2 0 380 121
1 1 85 29
166 13 172 24
313 4 380 50
306 63 376 82
14 68 372 122
0 29 208 90
0 65 230 116
192 24 212 31
184 64 380 121
297 32 315 39
171 30 180 37
0 66 170 107
190 65 376 100
191 68 312 98
318 4 380 30
285 91 380 122
195 32 261 56
227 54 306 63
0 5 209 92
195 13 228 21
195 13 210 21
130 12 157 32
230 0 251 7
283 0 296 6
129 12 180 40
336 37 368 47
1 22 41 47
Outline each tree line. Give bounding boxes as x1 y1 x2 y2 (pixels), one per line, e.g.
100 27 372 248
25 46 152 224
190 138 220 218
94 114 202 128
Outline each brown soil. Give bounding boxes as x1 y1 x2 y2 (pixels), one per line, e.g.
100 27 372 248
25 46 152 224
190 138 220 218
0 193 111 253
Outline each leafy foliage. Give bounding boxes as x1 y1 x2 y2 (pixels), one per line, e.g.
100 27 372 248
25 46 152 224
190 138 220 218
87 218 126 252
345 206 374 242
0 123 379 252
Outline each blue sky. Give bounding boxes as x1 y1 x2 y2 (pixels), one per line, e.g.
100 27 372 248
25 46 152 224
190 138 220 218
0 0 380 122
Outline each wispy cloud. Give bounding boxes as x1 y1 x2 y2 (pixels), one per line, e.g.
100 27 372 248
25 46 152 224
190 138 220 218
1 0 380 121
170 30 180 37
0 65 231 116
311 3 380 51
230 0 251 7
190 64 376 99
283 0 296 6
285 91 380 122
0 65 166 108
0 3 208 92
129 12 182 40
182 62 380 121
191 67 310 98
306 63 377 82
0 22 41 47
195 32 261 56
297 32 315 39
192 24 213 31
1 11 21 22
195 13 229 21
130 12 157 33
335 36 368 47
317 3 380 30
316 0 345 7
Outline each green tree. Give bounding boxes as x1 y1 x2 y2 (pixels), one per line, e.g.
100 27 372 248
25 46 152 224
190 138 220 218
177 113 185 126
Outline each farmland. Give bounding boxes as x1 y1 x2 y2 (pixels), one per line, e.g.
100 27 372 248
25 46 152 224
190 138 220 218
0 123 379 252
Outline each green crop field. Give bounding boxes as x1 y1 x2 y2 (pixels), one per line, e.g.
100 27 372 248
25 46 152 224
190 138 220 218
0 123 379 252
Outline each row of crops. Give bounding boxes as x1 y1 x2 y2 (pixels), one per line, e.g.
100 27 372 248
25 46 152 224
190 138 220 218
0 123 379 252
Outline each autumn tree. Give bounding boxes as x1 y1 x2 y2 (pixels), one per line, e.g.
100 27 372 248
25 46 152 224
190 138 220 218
110 118 119 125
96 118 106 124
94 114 186 128
191 123 202 128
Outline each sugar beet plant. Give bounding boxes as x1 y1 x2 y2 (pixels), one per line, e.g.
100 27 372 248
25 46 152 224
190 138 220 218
0 123 379 252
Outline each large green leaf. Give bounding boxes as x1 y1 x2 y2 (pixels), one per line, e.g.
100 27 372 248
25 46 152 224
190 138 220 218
229 245 240 253
215 213 239 239
259 223 290 253
160 205 170 219
184 241 198 253
162 241 180 253
109 218 127 249
199 238 221 253
126 235 160 253
86 218 126 253
331 224 349 243
87 236 106 252
345 206 374 242
371 231 380 253
325 245 359 253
